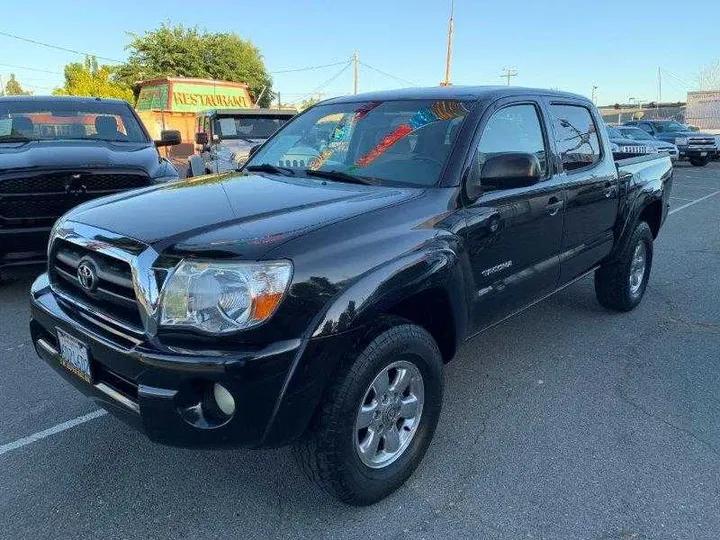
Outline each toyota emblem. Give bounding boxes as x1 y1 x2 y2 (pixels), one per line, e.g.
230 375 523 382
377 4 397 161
77 260 98 292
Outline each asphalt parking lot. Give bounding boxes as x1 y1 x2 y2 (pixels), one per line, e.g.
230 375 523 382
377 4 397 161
1 162 718 540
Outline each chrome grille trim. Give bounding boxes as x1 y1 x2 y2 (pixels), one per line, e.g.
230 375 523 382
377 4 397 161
50 221 162 337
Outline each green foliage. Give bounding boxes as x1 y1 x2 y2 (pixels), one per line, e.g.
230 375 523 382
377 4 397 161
4 74 31 96
53 56 134 102
299 95 322 111
117 23 274 107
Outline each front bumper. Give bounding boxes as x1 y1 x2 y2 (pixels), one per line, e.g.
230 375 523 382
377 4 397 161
30 273 353 448
678 147 717 159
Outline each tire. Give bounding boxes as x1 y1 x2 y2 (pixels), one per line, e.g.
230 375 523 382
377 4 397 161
595 221 653 312
293 320 443 506
689 157 709 166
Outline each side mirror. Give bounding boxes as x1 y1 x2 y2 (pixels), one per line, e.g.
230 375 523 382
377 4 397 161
195 132 209 146
468 152 542 198
155 130 182 147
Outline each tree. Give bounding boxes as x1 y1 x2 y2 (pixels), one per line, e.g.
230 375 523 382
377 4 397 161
299 95 322 111
117 23 274 107
53 56 133 102
698 60 720 90
4 74 31 96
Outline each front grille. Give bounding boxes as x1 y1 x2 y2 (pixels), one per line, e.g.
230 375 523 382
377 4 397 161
0 172 149 194
50 239 144 334
0 171 150 229
688 137 716 147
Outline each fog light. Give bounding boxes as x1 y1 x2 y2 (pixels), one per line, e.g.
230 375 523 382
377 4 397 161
213 383 236 416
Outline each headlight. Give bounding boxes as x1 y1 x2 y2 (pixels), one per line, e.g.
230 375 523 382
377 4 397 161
160 260 293 334
610 142 620 152
675 137 688 146
152 175 180 184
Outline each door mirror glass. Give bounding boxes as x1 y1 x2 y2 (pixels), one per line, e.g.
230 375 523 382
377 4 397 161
195 132 209 145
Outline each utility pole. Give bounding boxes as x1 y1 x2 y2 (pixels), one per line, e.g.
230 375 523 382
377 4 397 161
277 92 281 108
502 67 518 86
442 0 455 86
657 66 662 105
591 85 598 104
353 51 359 95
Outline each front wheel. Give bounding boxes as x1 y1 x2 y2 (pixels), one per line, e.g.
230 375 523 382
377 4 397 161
595 221 653 311
294 322 443 505
689 157 709 166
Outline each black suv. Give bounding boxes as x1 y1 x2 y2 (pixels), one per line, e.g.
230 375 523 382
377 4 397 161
0 96 180 275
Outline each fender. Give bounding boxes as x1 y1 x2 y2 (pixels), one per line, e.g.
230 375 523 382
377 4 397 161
609 157 671 262
311 243 469 343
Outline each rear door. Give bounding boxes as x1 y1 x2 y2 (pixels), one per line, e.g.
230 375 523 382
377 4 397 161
463 98 565 332
546 101 619 283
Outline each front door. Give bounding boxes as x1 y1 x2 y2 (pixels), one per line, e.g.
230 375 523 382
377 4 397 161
462 100 565 332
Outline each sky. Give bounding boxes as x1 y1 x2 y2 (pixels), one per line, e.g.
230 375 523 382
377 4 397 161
1 0 719 106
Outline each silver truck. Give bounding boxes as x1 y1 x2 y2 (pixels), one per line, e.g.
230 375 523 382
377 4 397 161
188 108 296 176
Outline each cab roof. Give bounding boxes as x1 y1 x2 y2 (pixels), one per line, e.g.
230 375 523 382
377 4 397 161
322 86 589 105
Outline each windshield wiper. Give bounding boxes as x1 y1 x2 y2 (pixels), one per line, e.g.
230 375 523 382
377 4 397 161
304 169 372 185
0 136 32 143
245 163 295 176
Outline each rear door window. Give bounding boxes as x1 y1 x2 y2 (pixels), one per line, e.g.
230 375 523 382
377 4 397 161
549 105 601 172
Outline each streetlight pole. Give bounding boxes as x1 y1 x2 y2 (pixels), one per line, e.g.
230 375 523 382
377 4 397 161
353 51 359 95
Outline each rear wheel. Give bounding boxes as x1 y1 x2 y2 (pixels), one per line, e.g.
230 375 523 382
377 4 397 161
294 321 443 506
595 221 653 311
689 157 709 166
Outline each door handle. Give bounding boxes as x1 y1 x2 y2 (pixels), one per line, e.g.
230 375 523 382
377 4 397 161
545 197 564 216
603 182 617 198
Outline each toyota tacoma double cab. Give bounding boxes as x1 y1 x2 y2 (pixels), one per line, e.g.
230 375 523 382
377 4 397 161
0 96 180 276
30 87 672 505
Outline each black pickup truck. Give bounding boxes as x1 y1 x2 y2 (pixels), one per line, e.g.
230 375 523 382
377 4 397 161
30 87 672 505
0 96 180 276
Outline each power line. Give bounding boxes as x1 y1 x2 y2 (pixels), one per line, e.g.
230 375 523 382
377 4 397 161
358 61 418 87
0 30 123 63
660 67 694 88
288 62 352 105
0 62 63 75
270 60 349 74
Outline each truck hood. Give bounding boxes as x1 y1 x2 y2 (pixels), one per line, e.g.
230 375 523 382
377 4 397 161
0 140 165 175
66 172 418 259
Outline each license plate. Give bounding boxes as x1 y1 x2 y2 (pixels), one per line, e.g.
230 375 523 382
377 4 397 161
57 328 92 383
700 152 707 156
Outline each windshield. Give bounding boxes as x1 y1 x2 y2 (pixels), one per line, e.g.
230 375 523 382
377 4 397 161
213 115 293 140
606 127 623 138
244 99 474 187
654 121 687 133
619 127 654 141
0 99 148 143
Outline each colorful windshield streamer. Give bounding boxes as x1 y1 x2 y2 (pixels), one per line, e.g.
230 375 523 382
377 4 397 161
353 100 469 169
308 101 383 170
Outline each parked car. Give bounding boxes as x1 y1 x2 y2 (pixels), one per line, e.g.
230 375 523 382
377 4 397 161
187 108 296 176
606 126 662 159
30 87 672 505
623 119 717 166
0 96 180 277
614 126 678 160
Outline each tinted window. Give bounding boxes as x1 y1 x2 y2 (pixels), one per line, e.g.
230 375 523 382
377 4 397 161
550 105 601 171
475 104 547 182
0 99 147 143
213 115 292 140
247 99 473 187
